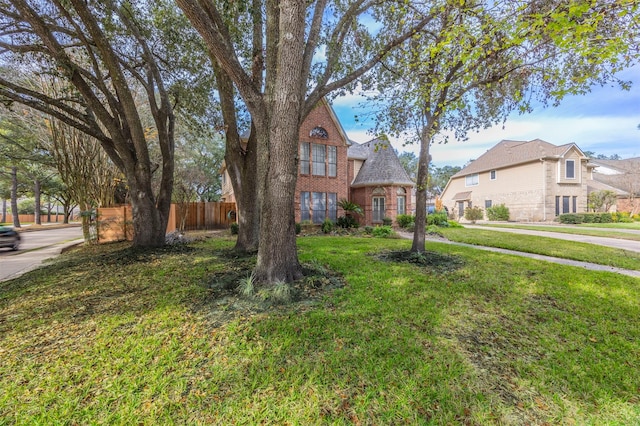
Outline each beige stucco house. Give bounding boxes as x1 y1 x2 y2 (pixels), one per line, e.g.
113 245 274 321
440 139 592 222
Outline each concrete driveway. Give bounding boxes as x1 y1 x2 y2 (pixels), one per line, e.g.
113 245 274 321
0 225 84 282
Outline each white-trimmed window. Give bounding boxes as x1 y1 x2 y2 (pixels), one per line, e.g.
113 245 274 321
465 173 479 187
300 192 310 221
328 146 337 177
490 170 496 180
302 192 337 224
397 187 406 215
312 143 326 176
300 143 310 174
372 187 386 222
565 160 575 179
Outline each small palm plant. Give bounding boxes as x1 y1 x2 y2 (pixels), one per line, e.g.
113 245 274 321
337 199 363 217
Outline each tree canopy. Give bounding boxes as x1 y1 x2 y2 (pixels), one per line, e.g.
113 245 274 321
366 0 640 252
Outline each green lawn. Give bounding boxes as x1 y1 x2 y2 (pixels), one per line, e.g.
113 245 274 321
577 222 640 230
440 228 640 270
477 223 640 242
1 235 639 424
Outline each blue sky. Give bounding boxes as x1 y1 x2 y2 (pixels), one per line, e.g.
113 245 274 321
331 66 640 168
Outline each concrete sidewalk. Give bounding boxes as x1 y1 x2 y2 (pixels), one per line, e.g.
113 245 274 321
463 224 640 253
399 232 640 278
0 239 84 282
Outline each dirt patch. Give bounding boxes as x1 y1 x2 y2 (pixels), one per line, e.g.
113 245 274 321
194 251 346 327
375 249 465 274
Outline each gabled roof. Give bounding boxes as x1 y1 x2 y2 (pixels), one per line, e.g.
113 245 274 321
452 139 585 178
349 138 414 188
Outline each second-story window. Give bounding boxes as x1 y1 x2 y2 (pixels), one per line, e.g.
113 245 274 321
312 143 326 176
300 142 310 174
565 160 575 179
328 146 337 177
465 173 479 186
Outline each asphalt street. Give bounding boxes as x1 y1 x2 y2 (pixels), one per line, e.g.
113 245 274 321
0 226 84 282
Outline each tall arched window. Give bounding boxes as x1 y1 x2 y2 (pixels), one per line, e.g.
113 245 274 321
397 187 406 215
372 187 386 222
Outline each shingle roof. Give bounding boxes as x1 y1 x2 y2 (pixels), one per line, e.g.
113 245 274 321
452 191 472 201
452 139 580 177
591 157 640 174
587 179 628 196
349 138 414 188
590 157 640 195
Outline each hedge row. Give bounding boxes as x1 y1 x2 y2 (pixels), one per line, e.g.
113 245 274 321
557 212 613 224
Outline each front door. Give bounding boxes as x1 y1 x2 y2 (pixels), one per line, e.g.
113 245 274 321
373 197 385 223
458 201 465 218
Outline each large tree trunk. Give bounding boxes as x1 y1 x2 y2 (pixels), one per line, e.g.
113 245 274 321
253 0 306 283
213 61 260 252
2 198 6 223
230 154 260 252
128 173 168 247
411 129 432 253
10 166 20 228
34 179 41 225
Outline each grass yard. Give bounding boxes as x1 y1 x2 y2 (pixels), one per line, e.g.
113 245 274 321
477 223 640 242
577 222 640 230
1 235 639 424
440 228 640 270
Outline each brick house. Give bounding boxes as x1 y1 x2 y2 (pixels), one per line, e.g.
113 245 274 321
348 138 414 225
220 99 414 226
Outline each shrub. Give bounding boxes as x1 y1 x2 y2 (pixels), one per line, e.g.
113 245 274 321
598 212 613 223
364 226 373 234
230 222 239 235
464 206 484 223
336 215 359 229
557 214 582 224
337 199 363 216
382 217 392 226
427 212 449 227
322 218 334 234
612 212 633 223
372 225 393 238
486 204 510 221
396 214 415 229
295 222 302 234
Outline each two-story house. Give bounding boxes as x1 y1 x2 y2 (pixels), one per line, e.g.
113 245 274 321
440 139 591 221
220 99 414 226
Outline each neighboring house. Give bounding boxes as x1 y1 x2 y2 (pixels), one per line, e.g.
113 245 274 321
588 157 640 214
440 139 591 222
220 100 414 226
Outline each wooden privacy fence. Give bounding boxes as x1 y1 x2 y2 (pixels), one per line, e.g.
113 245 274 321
97 202 237 243
173 202 237 231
